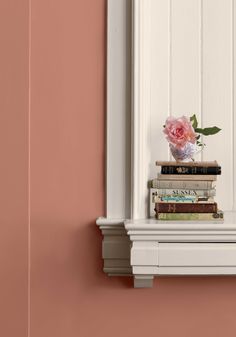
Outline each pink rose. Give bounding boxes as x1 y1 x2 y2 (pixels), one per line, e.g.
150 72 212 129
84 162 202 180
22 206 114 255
163 116 196 149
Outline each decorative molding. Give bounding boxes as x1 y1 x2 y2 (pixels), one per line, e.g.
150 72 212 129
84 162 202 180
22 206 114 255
131 0 152 219
106 0 132 219
125 211 236 287
96 218 131 276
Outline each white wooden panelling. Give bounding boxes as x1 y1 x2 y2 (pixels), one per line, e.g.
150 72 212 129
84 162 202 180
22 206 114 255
148 0 235 211
150 0 169 176
134 266 236 275
157 267 236 275
131 241 158 265
132 0 151 219
202 0 233 211
150 0 202 170
97 0 236 286
171 0 201 120
234 0 236 211
106 0 236 217
125 212 236 287
159 243 236 266
106 0 131 218
105 0 236 219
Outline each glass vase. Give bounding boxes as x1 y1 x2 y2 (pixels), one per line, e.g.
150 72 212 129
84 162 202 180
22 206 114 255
169 142 203 162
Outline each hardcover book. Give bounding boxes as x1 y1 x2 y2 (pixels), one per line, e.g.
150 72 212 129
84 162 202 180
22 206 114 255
156 160 219 167
157 173 217 181
155 202 218 213
154 195 215 204
149 188 157 218
161 165 221 175
149 186 216 197
156 211 224 221
151 179 215 190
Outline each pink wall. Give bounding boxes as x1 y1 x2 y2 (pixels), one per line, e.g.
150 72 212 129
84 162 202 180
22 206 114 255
2 1 236 337
0 0 29 336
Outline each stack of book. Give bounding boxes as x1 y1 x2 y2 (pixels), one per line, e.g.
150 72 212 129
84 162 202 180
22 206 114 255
149 160 223 221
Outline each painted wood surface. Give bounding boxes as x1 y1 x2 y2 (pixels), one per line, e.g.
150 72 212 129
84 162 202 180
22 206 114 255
106 0 132 219
106 0 236 217
125 212 236 287
149 0 235 212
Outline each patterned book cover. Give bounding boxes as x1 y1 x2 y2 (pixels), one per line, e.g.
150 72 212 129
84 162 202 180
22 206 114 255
156 211 224 221
149 188 215 218
155 195 215 204
149 186 216 197
151 179 215 190
161 165 221 175
155 202 217 213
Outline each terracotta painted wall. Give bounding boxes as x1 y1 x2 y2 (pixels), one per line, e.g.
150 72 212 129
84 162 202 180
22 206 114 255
0 0 29 336
2 1 236 337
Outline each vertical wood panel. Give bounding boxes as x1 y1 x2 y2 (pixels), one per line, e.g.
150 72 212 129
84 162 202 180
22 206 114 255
202 0 233 210
107 0 131 218
150 0 202 169
150 0 235 211
234 0 236 210
132 0 152 218
171 0 201 120
171 0 202 161
150 0 169 178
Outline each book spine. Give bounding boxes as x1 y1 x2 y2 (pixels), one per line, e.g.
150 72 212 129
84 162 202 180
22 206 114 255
155 195 214 203
149 189 157 218
156 160 218 167
155 202 217 213
151 179 214 190
157 173 217 181
161 166 221 175
152 188 216 197
156 212 224 221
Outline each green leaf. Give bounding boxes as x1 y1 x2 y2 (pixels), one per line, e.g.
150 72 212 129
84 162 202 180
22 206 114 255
197 140 205 146
196 135 201 140
195 126 221 136
190 114 198 129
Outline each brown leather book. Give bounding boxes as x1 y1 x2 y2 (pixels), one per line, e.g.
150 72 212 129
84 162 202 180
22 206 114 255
155 202 217 213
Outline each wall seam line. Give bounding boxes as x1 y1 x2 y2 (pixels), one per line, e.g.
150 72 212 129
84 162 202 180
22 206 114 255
28 0 31 335
232 0 235 210
200 0 203 161
168 0 172 160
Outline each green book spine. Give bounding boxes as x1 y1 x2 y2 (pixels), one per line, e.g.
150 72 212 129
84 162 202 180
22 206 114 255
156 212 224 221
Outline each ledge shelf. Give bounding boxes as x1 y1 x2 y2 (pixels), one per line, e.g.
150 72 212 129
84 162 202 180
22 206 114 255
97 212 236 288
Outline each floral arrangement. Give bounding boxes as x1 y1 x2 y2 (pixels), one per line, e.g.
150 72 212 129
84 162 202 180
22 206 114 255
163 114 221 161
